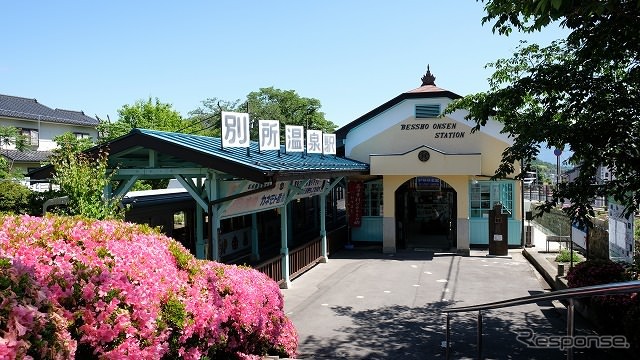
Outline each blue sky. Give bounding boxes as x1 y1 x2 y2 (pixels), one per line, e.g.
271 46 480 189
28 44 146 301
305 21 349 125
1 1 568 162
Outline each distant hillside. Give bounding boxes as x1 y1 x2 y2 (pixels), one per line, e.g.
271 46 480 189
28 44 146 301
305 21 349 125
528 158 572 185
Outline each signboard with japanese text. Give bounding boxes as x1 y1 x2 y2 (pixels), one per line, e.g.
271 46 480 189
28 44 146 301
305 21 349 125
292 179 328 200
219 114 336 155
608 199 635 263
307 130 323 154
221 111 250 148
416 177 441 191
218 181 289 219
323 133 336 155
258 120 280 151
347 180 364 227
285 125 304 152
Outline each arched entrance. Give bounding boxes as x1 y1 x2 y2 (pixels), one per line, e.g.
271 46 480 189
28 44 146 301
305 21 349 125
395 176 457 250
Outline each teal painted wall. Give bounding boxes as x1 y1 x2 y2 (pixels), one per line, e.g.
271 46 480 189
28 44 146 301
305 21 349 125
351 216 383 242
470 219 522 246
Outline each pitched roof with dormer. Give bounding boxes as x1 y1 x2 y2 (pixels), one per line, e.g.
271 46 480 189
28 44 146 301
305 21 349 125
335 66 461 139
0 94 98 126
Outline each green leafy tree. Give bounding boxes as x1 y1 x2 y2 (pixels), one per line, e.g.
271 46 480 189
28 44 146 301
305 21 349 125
53 132 94 154
245 87 337 134
0 126 27 179
186 98 243 137
97 98 184 189
188 87 337 140
447 0 640 227
48 143 123 220
97 97 187 143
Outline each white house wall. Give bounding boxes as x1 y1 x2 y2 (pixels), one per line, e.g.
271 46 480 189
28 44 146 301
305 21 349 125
0 117 98 151
346 97 454 161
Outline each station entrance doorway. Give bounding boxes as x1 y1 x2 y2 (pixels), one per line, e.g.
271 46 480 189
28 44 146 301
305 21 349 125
395 177 457 250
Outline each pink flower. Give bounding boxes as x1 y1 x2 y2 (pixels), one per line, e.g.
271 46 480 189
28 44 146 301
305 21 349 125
0 215 297 358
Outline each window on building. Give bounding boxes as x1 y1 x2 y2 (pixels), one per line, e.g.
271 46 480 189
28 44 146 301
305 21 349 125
469 181 514 218
21 128 39 146
363 180 383 216
74 132 91 140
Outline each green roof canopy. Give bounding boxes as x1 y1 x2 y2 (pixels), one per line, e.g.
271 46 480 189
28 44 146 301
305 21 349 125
30 128 369 183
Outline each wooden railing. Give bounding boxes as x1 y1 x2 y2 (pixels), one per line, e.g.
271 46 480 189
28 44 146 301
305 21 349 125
253 225 348 284
255 256 283 285
289 238 322 279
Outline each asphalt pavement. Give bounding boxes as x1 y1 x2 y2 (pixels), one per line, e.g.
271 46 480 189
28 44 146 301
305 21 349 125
281 246 620 359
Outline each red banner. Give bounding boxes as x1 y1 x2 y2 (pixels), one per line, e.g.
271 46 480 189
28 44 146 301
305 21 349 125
347 181 364 227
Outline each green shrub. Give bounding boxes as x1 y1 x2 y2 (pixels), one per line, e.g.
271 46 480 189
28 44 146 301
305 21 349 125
566 259 627 288
554 249 583 263
0 181 31 214
566 259 637 341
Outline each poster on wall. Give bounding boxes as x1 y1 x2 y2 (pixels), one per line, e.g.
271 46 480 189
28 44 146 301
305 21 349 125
608 198 635 263
347 181 364 227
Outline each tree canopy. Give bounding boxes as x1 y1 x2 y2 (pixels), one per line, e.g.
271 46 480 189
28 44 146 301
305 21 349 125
48 144 124 220
97 97 186 143
447 0 640 226
187 87 337 140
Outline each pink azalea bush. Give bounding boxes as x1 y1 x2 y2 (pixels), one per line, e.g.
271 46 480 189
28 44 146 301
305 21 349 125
0 215 297 359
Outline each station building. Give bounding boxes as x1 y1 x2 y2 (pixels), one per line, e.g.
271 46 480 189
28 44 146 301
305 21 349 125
336 68 524 254
29 67 524 287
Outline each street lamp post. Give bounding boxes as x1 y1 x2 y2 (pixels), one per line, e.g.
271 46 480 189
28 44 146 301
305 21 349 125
554 148 563 188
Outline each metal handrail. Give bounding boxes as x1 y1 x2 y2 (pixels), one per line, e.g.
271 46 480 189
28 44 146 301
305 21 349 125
442 280 640 360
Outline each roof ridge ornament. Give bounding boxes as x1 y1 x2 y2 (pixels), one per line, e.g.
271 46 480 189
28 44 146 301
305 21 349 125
421 65 436 86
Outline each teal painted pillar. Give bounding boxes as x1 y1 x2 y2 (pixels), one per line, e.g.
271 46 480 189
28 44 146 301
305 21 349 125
195 205 205 259
287 202 293 247
320 193 328 263
280 206 291 289
251 213 259 261
207 173 221 262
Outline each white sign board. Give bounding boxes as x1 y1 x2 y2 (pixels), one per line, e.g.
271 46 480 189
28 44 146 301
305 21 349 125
285 125 304 152
323 133 336 155
218 181 289 218
292 179 328 200
571 223 587 250
306 130 323 154
258 120 280 151
221 111 250 148
608 200 635 263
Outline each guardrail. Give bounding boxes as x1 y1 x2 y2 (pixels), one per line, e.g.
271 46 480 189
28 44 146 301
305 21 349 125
442 280 640 360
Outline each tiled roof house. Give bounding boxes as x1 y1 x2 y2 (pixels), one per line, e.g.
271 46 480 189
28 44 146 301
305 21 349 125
0 94 99 175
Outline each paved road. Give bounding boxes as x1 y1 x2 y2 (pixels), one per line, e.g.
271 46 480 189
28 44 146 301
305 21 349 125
282 248 619 359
